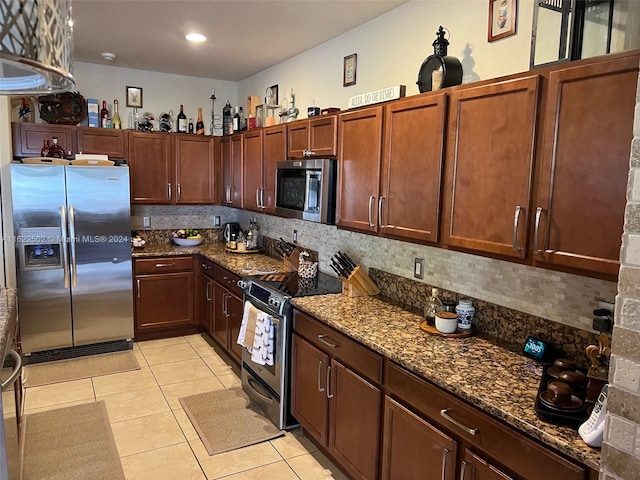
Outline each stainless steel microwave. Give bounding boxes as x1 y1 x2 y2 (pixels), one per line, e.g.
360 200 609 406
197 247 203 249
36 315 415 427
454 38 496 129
275 158 337 224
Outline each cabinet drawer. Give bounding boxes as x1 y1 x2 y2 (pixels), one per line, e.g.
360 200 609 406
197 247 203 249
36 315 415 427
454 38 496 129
385 361 585 480
213 266 242 297
199 256 216 278
294 310 383 385
135 256 193 274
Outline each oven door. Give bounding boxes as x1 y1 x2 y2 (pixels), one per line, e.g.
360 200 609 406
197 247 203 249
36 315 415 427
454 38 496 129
241 300 283 396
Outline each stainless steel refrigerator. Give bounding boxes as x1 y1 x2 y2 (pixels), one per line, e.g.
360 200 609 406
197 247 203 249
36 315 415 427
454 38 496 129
11 164 133 360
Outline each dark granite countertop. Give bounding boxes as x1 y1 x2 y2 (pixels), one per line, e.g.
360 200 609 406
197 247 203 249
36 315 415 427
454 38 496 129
132 241 284 277
0 288 19 361
290 294 601 471
132 243 599 470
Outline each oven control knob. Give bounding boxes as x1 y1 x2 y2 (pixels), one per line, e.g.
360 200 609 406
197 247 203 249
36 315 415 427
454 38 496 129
237 280 247 290
268 297 280 308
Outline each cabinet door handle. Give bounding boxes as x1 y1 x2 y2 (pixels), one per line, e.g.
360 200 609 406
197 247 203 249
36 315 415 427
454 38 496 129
378 196 386 228
226 185 232 204
317 360 325 392
440 409 478 435
368 195 375 227
177 183 181 201
168 183 172 201
307 150 316 156
317 334 338 349
256 187 261 208
326 364 334 399
136 279 141 298
155 263 175 268
460 460 468 480
206 281 211 301
534 206 543 254
222 293 227 315
512 205 524 251
260 188 265 209
441 448 449 480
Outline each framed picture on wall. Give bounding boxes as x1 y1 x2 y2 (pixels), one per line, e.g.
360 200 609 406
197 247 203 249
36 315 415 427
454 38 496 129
488 0 517 42
126 86 143 108
343 53 357 87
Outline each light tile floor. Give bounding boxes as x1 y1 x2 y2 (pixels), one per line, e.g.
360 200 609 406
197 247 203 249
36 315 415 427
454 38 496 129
21 334 348 480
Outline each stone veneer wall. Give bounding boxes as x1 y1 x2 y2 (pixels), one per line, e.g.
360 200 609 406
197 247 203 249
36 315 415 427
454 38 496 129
601 72 640 478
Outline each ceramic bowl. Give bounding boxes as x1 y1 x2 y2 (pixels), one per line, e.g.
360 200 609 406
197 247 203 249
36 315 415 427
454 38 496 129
435 312 458 334
173 237 203 246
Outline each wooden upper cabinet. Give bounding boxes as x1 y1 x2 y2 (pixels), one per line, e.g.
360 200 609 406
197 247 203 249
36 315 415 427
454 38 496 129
337 106 384 233
76 127 128 159
381 93 448 244
128 131 173 204
533 55 639 278
287 115 338 158
221 136 232 205
12 122 76 158
174 134 215 204
442 76 540 259
221 134 243 207
242 130 264 212
262 124 286 214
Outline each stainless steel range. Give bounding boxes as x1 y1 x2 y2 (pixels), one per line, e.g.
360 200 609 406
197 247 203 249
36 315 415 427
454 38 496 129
239 271 342 429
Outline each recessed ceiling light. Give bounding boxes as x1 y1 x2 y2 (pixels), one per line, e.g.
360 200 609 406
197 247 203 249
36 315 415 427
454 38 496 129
185 33 207 43
101 52 116 61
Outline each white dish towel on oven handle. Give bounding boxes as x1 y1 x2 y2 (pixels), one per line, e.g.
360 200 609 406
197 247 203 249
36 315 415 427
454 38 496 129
251 313 274 366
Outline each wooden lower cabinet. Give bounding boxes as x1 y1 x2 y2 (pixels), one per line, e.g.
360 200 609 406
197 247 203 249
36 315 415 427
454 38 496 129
291 323 382 480
135 273 193 331
461 450 515 480
210 266 243 364
381 396 457 480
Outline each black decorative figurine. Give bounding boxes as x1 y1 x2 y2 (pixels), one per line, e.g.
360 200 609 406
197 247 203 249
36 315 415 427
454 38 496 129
417 26 463 93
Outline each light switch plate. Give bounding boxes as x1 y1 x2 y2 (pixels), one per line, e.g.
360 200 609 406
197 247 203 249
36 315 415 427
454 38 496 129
142 216 151 228
414 258 424 279
214 215 221 227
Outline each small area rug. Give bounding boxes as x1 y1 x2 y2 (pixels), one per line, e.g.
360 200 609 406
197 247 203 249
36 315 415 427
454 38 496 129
24 350 140 387
180 387 283 455
22 401 125 480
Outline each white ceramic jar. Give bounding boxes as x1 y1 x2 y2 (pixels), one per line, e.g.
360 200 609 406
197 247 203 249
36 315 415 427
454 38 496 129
455 300 475 330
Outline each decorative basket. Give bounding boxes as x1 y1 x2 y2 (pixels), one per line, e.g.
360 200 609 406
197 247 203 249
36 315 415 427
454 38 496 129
38 92 87 125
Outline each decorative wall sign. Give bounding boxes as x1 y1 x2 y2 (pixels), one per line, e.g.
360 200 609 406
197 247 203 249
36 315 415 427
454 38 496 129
126 86 143 108
488 0 517 42
347 85 406 109
343 53 357 87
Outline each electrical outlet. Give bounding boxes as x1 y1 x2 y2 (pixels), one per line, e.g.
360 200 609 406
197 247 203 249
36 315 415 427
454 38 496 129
143 216 151 229
213 215 221 227
293 229 298 243
414 258 424 279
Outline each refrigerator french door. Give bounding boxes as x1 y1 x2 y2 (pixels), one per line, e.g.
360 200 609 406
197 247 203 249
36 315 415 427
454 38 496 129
11 164 133 356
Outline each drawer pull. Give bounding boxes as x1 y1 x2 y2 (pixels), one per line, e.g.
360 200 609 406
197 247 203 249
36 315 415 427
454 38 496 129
442 448 449 480
440 409 478 436
155 263 175 268
317 360 325 392
460 460 468 480
317 334 338 349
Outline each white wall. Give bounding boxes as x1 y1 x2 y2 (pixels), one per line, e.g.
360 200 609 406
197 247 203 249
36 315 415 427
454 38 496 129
72 63 237 136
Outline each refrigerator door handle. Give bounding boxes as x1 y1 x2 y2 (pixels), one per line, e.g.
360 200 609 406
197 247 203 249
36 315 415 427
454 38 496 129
68 204 78 287
60 204 70 288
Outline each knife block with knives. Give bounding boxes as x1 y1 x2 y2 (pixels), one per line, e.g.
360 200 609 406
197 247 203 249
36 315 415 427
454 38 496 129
276 238 301 272
330 252 380 297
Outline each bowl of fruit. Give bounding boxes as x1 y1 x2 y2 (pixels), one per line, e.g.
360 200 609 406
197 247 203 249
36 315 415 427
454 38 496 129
171 229 203 246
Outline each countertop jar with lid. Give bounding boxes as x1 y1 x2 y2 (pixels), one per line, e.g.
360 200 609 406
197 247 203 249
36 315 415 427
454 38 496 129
456 299 475 330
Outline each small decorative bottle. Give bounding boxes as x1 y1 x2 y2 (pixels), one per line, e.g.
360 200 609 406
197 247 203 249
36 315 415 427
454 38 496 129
46 137 66 158
424 288 443 326
40 140 50 157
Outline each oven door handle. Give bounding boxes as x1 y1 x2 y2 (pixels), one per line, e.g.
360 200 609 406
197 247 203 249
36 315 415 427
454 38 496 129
1 349 23 391
247 377 275 405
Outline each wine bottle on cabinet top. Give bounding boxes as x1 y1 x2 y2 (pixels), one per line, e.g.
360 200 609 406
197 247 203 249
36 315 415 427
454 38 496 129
100 100 109 128
196 107 205 135
177 104 187 133
112 100 121 129
188 118 194 134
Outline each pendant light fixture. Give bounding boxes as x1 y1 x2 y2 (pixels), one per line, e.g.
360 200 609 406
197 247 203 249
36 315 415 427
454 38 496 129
0 0 75 95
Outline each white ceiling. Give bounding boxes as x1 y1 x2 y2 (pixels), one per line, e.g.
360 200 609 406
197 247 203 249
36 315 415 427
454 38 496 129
72 0 407 81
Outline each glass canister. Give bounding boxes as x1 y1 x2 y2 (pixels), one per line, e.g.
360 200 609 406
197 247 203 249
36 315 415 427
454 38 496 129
455 299 475 330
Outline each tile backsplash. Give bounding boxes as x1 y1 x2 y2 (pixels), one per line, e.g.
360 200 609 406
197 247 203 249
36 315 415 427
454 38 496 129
133 204 617 335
